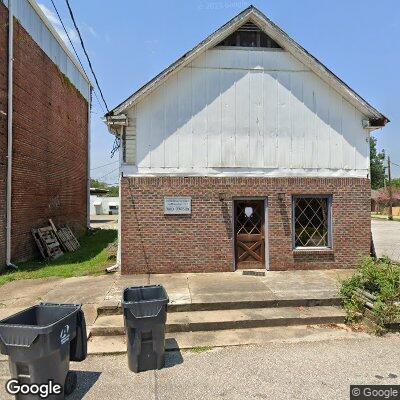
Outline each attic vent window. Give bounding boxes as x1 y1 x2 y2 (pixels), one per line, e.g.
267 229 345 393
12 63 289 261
217 22 281 49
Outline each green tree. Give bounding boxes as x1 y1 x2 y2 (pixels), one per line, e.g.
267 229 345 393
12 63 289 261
370 136 386 189
392 178 400 188
90 179 119 197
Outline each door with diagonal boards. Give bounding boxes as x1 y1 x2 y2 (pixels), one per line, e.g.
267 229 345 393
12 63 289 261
234 200 265 269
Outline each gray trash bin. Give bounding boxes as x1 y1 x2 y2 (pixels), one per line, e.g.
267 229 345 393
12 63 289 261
0 303 87 400
122 285 169 373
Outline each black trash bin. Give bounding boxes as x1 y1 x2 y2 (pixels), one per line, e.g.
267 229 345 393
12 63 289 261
0 303 87 400
122 285 169 373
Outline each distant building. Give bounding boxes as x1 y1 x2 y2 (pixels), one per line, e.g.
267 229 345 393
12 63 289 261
90 196 119 215
0 0 91 266
106 6 388 274
373 187 400 216
90 187 109 196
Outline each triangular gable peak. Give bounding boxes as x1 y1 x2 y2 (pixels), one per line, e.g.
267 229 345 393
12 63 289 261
106 6 387 128
217 21 281 49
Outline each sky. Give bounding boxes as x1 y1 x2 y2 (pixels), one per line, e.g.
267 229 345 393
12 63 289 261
38 0 400 182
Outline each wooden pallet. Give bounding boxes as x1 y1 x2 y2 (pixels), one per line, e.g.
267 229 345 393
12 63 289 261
37 226 64 260
49 219 80 252
57 226 80 252
31 229 47 260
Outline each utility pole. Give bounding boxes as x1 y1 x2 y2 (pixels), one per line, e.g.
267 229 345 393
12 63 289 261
387 156 393 220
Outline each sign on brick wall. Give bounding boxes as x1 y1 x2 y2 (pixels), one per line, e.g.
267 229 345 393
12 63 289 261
164 197 192 215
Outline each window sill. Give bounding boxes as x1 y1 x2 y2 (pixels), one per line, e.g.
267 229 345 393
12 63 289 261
293 248 333 254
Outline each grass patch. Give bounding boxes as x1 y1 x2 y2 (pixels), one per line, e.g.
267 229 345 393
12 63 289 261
340 257 400 332
190 346 213 354
371 213 400 222
0 229 117 287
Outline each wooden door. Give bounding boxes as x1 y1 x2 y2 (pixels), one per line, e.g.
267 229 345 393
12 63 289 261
234 200 265 269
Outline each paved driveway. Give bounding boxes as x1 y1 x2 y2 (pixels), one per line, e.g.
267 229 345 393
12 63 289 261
0 335 398 400
90 215 118 230
372 219 400 261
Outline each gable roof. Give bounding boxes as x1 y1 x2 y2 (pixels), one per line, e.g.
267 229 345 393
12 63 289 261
106 5 388 128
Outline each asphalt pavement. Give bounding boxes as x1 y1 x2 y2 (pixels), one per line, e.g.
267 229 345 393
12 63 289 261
372 219 400 262
1 334 398 400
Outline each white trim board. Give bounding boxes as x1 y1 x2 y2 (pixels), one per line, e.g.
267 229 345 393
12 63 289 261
121 165 369 179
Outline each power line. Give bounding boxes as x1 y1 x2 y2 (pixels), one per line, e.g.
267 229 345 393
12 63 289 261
57 0 120 158
50 0 106 115
64 0 110 113
90 161 118 171
390 160 400 168
111 137 120 158
97 166 120 181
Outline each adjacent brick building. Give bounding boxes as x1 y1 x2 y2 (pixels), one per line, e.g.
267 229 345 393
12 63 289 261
0 0 91 266
107 6 388 274
0 4 7 267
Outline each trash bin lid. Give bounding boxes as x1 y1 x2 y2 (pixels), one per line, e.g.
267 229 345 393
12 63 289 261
0 303 81 348
122 285 168 304
122 285 169 318
0 303 81 332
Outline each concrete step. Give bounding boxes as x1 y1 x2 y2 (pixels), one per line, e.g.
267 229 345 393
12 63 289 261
98 296 341 316
90 306 346 336
87 324 365 355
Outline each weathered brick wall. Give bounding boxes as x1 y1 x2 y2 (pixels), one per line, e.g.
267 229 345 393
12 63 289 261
121 176 371 274
0 4 8 266
0 4 89 263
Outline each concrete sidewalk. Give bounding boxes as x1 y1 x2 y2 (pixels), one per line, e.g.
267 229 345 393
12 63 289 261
101 269 353 311
0 269 353 327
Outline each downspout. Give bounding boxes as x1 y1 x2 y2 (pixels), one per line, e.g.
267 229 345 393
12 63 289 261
6 0 16 269
106 125 122 273
117 126 123 267
87 86 92 229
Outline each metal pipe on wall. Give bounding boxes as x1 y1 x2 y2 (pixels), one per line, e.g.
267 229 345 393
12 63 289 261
87 87 92 229
6 0 15 268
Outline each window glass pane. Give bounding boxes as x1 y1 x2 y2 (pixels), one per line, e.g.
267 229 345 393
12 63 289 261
294 197 330 247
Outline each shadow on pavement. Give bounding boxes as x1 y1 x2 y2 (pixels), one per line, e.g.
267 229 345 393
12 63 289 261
164 349 184 369
68 370 101 400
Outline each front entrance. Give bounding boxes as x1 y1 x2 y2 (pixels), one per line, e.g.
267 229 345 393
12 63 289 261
234 199 266 269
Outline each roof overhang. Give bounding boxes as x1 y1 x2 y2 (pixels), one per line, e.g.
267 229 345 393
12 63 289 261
105 5 389 130
104 114 128 136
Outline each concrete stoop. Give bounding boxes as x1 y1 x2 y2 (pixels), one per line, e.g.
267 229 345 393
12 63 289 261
89 295 349 354
91 306 345 336
97 296 342 315
88 324 367 356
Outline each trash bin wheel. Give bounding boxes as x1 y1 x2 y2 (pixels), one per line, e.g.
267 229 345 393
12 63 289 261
64 371 77 396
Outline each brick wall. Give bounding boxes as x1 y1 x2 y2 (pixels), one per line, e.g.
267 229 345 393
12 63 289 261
120 176 371 274
0 2 89 263
0 4 7 266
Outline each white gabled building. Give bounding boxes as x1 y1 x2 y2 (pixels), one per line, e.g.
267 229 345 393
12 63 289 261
106 6 388 274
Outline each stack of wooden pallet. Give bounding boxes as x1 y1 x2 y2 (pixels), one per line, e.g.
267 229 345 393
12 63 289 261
31 219 80 261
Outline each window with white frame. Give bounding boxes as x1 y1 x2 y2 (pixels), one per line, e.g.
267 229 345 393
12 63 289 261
293 196 332 248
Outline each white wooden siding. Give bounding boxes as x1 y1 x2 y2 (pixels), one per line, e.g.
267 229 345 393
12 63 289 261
128 48 369 176
125 109 136 164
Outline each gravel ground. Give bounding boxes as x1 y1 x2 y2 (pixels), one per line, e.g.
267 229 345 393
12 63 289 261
0 334 399 400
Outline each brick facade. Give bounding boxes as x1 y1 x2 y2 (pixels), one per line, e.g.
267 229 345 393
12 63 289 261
120 176 371 274
0 2 88 265
0 5 8 266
